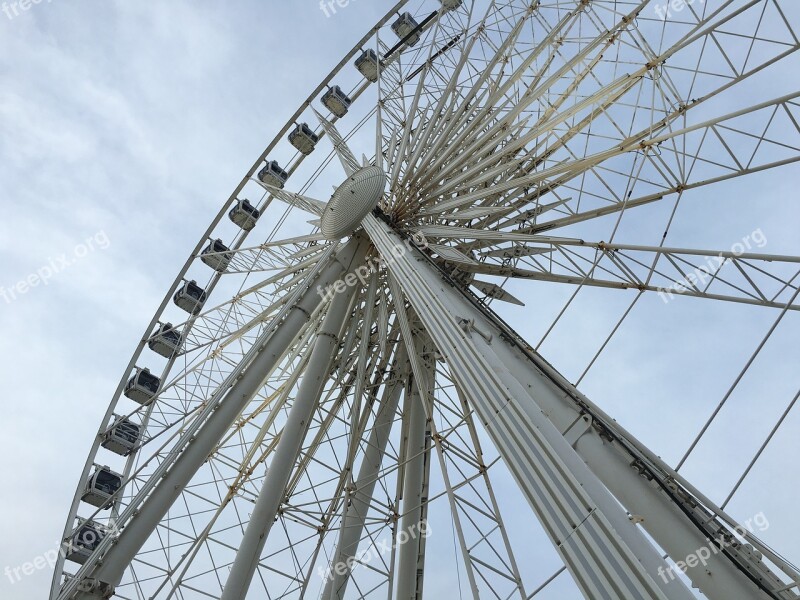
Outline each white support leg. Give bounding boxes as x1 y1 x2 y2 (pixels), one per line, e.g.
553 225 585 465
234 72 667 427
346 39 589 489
363 214 695 600
363 214 794 600
394 349 431 600
220 272 361 600
413 411 432 600
323 352 406 600
70 237 370 600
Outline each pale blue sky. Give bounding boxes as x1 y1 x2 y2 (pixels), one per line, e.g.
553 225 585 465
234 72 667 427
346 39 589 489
1 2 798 599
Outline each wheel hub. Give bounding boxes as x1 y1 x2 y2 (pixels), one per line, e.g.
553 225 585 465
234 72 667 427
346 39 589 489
321 165 387 239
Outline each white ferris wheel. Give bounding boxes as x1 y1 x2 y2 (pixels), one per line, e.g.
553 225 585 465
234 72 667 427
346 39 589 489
51 1 800 599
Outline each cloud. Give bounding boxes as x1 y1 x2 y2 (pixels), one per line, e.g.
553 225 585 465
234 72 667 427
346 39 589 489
1 2 797 599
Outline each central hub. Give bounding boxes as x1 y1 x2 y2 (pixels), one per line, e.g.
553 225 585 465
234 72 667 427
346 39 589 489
321 165 387 240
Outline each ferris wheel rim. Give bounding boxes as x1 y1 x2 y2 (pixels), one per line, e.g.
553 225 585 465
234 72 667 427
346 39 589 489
52 1 800 599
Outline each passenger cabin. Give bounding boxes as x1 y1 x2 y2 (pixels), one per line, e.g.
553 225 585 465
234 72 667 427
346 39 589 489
124 367 160 405
289 123 319 155
148 322 182 358
65 520 107 564
201 238 232 273
392 12 421 46
101 418 141 455
229 198 260 231
81 466 123 508
321 86 351 118
355 49 380 82
258 160 289 189
173 280 207 315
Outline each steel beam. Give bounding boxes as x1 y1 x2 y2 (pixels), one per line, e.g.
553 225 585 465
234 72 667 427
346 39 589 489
394 336 432 600
364 213 797 600
323 351 406 600
364 214 698 600
220 269 361 600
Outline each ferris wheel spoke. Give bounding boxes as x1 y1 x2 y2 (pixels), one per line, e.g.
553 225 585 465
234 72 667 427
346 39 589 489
254 183 327 217
419 90 800 222
313 109 362 176
412 1 585 183
343 271 380 461
256 232 329 246
426 69 642 200
398 1 528 179
377 4 484 183
499 87 800 234
454 239 800 310
412 2 799 221
516 154 800 235
417 9 640 196
99 261 331 460
141 252 332 396
216 241 327 275
383 13 475 197
414 0 660 189
131 261 317 423
388 77 428 196
399 11 484 180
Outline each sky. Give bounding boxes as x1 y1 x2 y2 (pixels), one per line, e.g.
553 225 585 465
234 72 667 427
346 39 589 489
0 1 798 599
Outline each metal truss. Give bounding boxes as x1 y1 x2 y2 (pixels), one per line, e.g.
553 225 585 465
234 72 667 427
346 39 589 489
53 1 800 599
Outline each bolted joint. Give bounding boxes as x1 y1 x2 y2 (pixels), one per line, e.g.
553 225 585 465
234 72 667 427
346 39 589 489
317 331 339 343
630 458 655 481
456 316 493 343
75 578 115 599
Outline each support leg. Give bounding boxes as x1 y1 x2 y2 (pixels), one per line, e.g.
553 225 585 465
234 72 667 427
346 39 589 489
394 344 431 600
323 350 406 600
221 272 361 600
364 215 695 600
364 214 793 600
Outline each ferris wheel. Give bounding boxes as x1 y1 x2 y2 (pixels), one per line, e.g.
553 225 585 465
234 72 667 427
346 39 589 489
51 1 800 599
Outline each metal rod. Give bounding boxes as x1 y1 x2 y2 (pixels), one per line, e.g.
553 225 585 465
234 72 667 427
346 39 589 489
323 349 406 600
220 257 363 600
394 347 431 600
